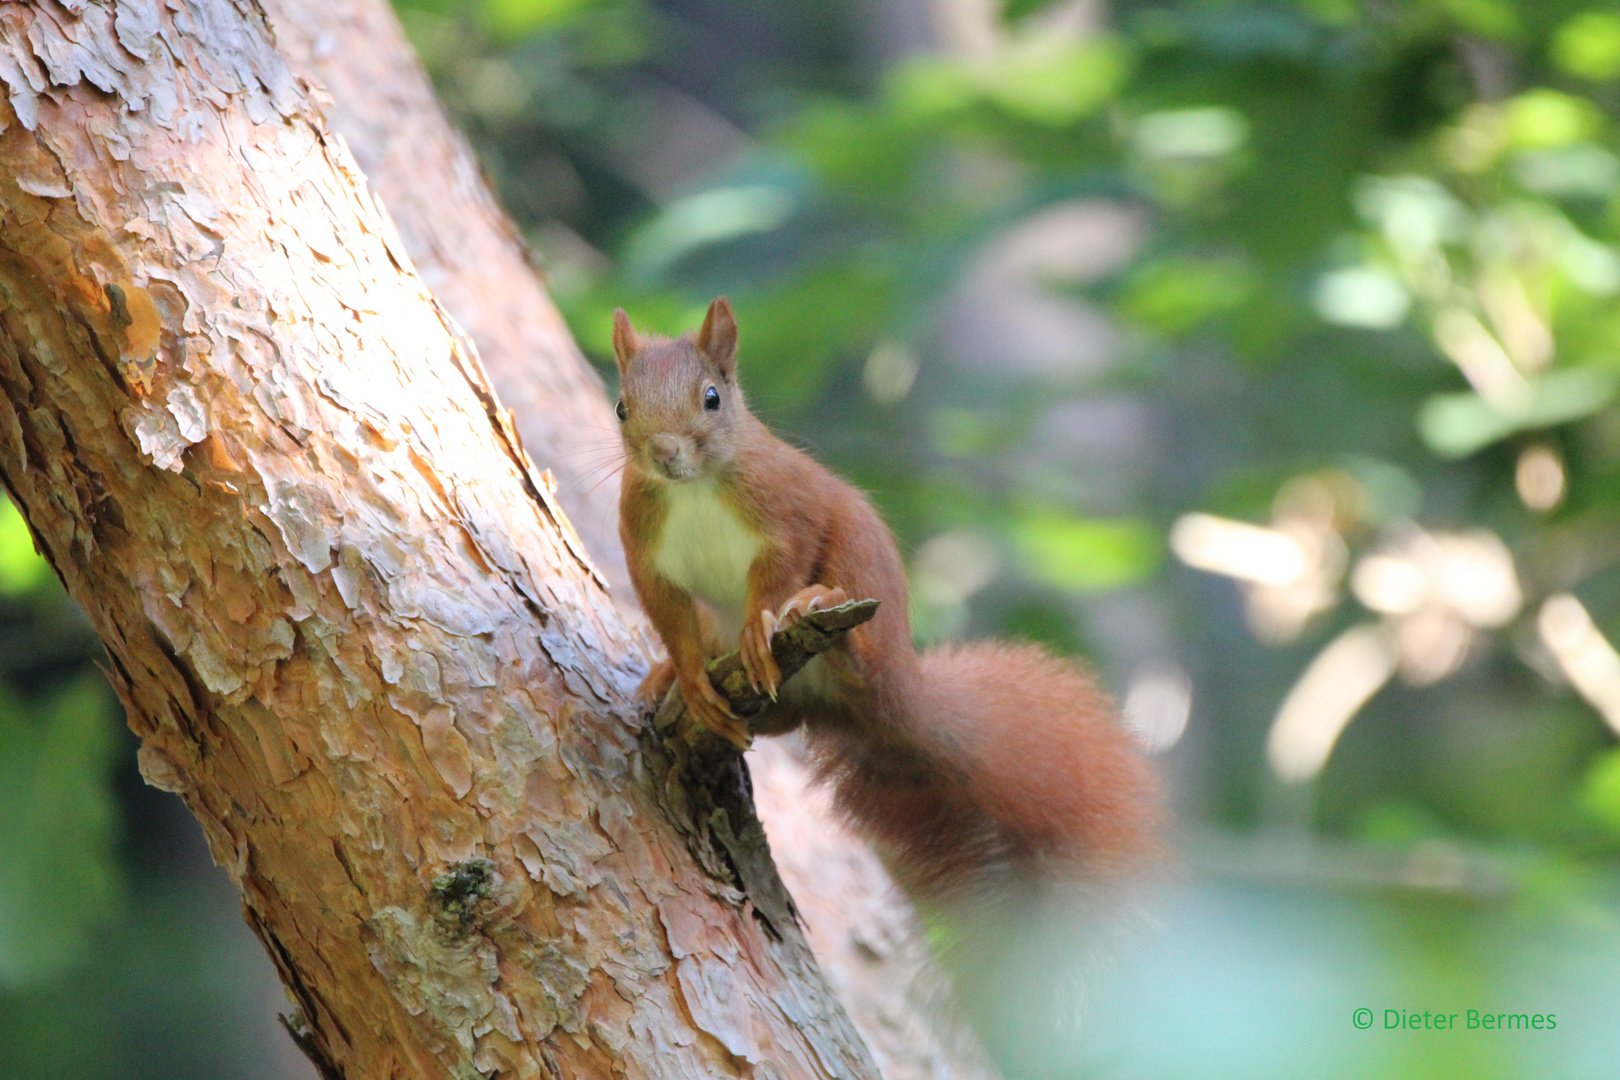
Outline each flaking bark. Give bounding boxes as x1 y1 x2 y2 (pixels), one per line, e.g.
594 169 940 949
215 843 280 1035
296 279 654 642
262 0 631 598
0 3 879 1077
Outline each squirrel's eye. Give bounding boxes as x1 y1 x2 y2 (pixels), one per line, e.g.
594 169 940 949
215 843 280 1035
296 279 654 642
616 400 628 423
704 386 720 411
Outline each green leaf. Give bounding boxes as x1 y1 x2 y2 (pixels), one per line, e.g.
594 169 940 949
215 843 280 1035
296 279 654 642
1117 256 1255 335
889 36 1129 128
1504 89 1602 150
784 104 924 196
391 0 463 14
0 679 123 988
1289 0 1358 26
1010 510 1160 592
1417 367 1620 458
480 0 594 41
1578 747 1620 838
1356 801 1446 845
1433 0 1521 41
622 186 794 283
1552 11 1620 81
0 498 47 596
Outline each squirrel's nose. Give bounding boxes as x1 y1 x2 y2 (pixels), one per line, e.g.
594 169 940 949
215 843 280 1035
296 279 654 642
649 435 680 466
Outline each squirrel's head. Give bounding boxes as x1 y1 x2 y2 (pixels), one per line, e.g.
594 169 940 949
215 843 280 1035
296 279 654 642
612 298 746 483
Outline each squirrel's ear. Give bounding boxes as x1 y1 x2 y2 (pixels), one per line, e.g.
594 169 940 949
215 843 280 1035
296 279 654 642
611 308 639 376
696 297 738 379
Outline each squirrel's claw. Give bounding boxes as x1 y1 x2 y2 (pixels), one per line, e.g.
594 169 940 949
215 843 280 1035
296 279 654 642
740 586 848 700
740 609 782 700
715 716 752 751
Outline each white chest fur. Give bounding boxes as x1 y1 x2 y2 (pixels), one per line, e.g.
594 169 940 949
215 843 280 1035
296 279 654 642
653 480 761 634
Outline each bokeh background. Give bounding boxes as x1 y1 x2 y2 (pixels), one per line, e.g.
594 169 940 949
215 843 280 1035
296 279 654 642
8 0 1620 1076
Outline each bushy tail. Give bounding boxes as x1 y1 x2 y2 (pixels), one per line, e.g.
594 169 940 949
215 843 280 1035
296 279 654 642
811 642 1162 902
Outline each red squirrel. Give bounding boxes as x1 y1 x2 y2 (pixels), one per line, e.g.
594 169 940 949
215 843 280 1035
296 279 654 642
614 298 1160 900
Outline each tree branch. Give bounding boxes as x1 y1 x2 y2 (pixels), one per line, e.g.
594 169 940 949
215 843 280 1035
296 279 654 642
665 598 882 737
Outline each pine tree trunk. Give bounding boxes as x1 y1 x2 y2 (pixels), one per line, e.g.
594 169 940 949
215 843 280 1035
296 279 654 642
261 0 632 598
0 3 878 1076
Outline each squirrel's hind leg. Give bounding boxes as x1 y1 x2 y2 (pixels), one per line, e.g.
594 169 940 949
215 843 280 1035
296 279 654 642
636 657 676 707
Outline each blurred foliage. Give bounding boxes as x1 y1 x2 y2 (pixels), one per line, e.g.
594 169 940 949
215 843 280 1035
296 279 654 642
1011 507 1160 591
0 500 48 596
0 678 123 988
0 500 121 992
0 874 313 1080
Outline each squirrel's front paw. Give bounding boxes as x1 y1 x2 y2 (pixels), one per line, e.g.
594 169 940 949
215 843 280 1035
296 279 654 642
741 585 849 698
778 585 847 628
678 669 750 750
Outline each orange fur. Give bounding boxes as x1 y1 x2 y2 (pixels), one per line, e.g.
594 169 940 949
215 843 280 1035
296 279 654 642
616 299 1161 901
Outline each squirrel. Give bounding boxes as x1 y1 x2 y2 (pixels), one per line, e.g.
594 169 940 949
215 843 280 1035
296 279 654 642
613 297 1161 901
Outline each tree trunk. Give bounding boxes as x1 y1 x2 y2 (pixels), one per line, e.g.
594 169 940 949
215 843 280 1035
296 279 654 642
260 0 631 599
0 3 878 1077
259 3 999 1078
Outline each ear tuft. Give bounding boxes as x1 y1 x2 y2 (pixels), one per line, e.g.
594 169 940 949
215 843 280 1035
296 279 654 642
612 308 639 376
696 297 738 379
